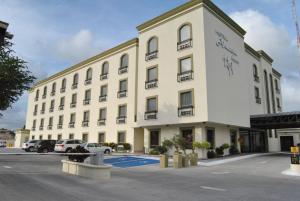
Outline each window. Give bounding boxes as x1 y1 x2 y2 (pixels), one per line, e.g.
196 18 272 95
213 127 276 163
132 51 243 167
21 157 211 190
98 133 105 144
32 135 35 140
58 115 63 129
145 67 158 89
61 78 66 93
117 105 127 124
119 54 129 74
99 108 106 120
82 111 89 127
82 133 88 142
39 135 43 140
32 120 36 130
34 104 38 115
48 117 53 130
277 98 281 110
255 87 261 104
71 93 77 108
178 57 193 82
100 62 109 80
206 128 215 149
179 24 191 42
50 100 55 112
275 79 280 93
42 86 47 98
181 128 193 149
59 97 65 110
230 130 237 146
99 85 108 102
48 135 52 140
86 68 93 82
150 130 159 148
146 37 158 61
84 89 91 105
40 119 44 130
147 97 157 112
51 82 56 95
178 90 194 116
118 80 127 98
72 73 79 89
35 89 40 101
69 134 74 139
69 113 76 128
118 132 126 144
253 64 259 82
41 102 46 114
57 134 62 140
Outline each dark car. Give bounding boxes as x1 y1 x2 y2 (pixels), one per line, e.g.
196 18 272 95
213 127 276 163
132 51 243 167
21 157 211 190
35 140 57 153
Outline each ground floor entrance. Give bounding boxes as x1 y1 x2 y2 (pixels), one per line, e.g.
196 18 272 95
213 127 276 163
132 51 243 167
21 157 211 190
280 136 294 152
239 129 267 153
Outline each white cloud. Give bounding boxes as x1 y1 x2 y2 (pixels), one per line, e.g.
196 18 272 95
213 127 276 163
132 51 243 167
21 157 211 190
56 29 97 62
230 9 300 112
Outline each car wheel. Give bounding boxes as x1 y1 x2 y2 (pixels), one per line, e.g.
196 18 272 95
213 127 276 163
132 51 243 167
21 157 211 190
104 149 110 154
29 147 34 152
42 148 48 153
66 148 72 153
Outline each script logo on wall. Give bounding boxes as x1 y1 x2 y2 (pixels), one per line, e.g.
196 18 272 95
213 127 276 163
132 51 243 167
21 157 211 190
215 31 239 76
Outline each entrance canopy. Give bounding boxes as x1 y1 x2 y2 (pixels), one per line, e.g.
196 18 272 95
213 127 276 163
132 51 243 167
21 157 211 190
250 111 300 129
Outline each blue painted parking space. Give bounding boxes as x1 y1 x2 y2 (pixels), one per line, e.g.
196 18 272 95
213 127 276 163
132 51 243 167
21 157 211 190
104 156 159 168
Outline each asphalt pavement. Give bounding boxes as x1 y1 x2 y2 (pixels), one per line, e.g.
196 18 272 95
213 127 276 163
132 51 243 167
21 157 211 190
0 148 299 201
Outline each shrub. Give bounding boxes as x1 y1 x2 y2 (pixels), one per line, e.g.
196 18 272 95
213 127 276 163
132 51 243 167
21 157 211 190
149 149 160 155
102 142 109 147
207 150 216 159
121 143 131 151
153 145 168 154
229 145 239 155
215 146 224 156
108 142 116 150
221 143 230 150
162 139 173 149
68 145 90 163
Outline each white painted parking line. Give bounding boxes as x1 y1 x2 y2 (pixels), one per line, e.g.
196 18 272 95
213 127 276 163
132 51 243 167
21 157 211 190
3 166 12 169
200 186 227 192
211 171 230 175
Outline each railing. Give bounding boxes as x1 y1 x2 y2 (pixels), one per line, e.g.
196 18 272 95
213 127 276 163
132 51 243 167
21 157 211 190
71 83 78 89
177 70 193 82
49 107 54 113
51 91 56 96
116 116 126 124
145 79 158 89
177 39 192 51
47 125 52 130
178 105 194 117
118 66 128 74
145 51 158 61
70 102 76 108
39 126 44 131
69 122 75 128
117 90 127 98
83 99 90 105
84 79 92 85
82 121 89 127
100 73 108 80
33 111 37 116
60 88 66 93
254 75 260 82
144 111 157 120
40 110 45 114
97 119 106 126
57 124 63 129
99 95 107 102
32 127 36 131
256 97 261 104
42 94 46 99
58 105 64 110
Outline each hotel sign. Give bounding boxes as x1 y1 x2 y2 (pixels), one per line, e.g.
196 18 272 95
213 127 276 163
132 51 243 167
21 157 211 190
215 31 239 76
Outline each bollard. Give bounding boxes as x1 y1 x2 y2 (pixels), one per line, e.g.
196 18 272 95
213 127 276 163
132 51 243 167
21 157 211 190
89 150 104 165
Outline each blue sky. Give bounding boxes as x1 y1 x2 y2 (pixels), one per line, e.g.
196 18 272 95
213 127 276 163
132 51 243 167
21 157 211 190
0 0 299 130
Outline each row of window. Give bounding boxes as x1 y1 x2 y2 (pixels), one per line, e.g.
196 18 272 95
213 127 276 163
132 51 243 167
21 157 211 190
34 54 129 101
32 131 126 144
252 64 280 93
254 86 281 111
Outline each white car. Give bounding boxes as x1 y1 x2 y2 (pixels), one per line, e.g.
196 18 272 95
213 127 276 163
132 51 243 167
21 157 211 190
54 139 83 153
81 143 112 154
22 140 40 152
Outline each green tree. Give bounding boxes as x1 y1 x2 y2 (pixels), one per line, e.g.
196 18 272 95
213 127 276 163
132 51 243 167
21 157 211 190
0 39 35 115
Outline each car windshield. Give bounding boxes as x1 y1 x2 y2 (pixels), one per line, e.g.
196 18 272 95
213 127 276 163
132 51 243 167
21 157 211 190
29 140 37 143
56 140 64 144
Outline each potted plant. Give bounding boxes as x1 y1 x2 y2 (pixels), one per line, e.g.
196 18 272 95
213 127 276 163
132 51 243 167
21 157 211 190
215 146 224 157
221 143 230 156
189 142 200 166
171 135 183 168
160 140 173 168
193 141 211 159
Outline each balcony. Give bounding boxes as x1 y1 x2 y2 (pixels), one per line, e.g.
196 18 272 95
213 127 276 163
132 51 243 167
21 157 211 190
145 79 158 89
58 105 64 111
69 122 75 128
177 70 193 82
49 107 54 113
100 73 108 80
42 94 46 99
178 105 194 117
82 121 89 127
39 126 44 131
84 79 92 85
254 75 260 82
177 39 192 51
40 110 45 114
32 127 36 131
99 95 107 102
118 66 128 74
47 125 52 130
145 51 158 61
50 91 55 96
117 90 127 98
97 119 106 126
70 102 76 108
57 124 63 129
116 116 126 124
83 99 90 105
144 111 157 120
60 88 66 93
71 83 78 89
256 97 261 104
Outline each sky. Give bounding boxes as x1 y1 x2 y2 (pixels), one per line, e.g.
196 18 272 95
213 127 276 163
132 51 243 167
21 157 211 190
0 0 299 130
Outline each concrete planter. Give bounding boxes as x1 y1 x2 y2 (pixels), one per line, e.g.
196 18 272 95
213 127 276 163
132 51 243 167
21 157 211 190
173 153 183 168
182 155 189 167
160 154 168 168
62 160 112 180
189 153 198 166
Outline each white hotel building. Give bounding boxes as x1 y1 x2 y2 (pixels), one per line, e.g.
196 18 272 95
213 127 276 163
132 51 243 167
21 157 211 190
26 0 284 153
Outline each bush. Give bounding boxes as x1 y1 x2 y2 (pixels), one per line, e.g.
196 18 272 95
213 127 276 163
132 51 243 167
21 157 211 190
229 145 239 155
193 141 211 150
162 139 173 149
221 143 230 150
102 142 109 147
207 150 216 159
68 145 90 163
119 143 131 151
149 149 160 155
153 145 168 154
108 142 116 150
215 146 224 156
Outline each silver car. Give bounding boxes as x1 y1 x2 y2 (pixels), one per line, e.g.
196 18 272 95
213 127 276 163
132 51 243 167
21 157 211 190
81 143 112 154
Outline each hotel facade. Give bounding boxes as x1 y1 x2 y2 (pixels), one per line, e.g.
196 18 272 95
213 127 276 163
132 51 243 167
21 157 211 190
25 0 283 154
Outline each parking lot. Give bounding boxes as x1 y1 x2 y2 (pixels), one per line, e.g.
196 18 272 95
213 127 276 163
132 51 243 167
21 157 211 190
0 149 299 201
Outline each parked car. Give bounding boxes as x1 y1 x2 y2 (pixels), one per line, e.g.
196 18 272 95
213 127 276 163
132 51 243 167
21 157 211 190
81 143 112 154
22 140 40 152
54 139 83 153
0 140 6 147
35 140 57 153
